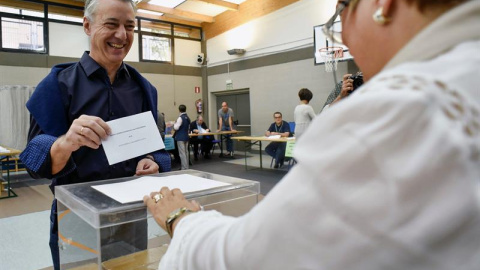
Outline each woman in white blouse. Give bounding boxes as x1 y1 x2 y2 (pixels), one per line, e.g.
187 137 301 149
145 0 480 269
293 88 316 138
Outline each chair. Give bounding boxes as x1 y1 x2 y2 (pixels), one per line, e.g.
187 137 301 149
211 139 221 155
270 156 296 169
189 141 201 157
287 158 297 169
288 121 295 137
270 139 296 169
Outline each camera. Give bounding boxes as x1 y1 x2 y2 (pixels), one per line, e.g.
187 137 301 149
347 72 364 93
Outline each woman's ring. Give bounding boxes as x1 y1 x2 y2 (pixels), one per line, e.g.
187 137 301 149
80 126 85 136
153 194 163 203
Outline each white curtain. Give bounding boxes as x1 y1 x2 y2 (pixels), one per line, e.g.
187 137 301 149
0 85 35 150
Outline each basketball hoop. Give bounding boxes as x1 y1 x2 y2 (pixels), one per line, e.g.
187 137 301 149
319 47 343 72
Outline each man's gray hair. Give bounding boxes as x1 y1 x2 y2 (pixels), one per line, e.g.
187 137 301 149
84 0 137 22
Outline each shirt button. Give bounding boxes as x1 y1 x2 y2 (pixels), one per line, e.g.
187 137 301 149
110 112 115 116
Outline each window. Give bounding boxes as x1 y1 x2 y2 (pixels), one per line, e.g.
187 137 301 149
142 35 171 62
174 24 201 40
141 20 171 35
138 18 201 63
139 19 171 62
0 1 202 61
48 5 84 24
0 0 44 18
0 0 46 53
2 17 44 51
48 13 82 23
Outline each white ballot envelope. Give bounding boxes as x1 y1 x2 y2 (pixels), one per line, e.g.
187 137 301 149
102 111 165 165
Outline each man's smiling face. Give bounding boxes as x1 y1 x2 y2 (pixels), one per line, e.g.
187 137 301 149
84 0 135 69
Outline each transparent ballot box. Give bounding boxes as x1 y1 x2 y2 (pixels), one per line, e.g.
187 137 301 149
55 169 260 269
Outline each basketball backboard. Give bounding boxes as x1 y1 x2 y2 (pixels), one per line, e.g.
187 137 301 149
314 21 353 65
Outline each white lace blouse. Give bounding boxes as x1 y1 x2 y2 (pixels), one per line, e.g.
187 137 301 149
159 2 480 269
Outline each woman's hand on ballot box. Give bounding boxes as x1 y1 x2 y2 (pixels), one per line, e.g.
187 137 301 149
144 187 201 237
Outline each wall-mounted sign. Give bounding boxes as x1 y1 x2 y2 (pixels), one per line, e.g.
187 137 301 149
226 79 233 90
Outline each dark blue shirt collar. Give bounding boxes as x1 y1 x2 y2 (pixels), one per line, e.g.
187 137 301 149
80 51 130 79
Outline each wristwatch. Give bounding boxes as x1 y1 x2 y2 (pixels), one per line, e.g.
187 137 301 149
165 207 193 237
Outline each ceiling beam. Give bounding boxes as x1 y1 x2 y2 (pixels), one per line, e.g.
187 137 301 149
137 2 214 23
192 0 238 11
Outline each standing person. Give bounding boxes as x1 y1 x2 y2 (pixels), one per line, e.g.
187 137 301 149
293 88 316 138
144 1 480 269
19 0 171 268
217 101 236 156
189 115 214 160
173 105 190 170
157 110 166 141
265 112 291 168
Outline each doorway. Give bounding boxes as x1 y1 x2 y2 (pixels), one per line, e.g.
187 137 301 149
215 90 250 152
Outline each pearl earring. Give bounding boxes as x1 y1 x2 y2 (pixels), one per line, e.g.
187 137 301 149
372 7 391 25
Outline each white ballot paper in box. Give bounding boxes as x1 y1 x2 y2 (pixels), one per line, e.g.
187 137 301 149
102 111 165 165
92 174 231 204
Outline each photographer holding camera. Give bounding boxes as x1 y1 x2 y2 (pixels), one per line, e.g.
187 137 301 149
321 72 363 112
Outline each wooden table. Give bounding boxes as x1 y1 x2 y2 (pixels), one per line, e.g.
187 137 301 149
189 130 242 157
234 136 295 170
0 145 22 199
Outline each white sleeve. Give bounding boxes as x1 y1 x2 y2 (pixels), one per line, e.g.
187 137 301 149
173 116 182 130
159 211 245 270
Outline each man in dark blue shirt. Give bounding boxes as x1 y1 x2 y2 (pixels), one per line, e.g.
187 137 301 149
19 0 170 268
265 112 291 168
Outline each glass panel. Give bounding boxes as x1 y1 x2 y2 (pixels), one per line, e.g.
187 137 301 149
142 35 171 62
48 13 83 23
1 17 45 52
0 0 45 18
140 19 171 35
48 5 83 23
174 25 201 39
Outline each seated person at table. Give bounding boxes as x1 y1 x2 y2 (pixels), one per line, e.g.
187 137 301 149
189 115 214 160
265 112 291 168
